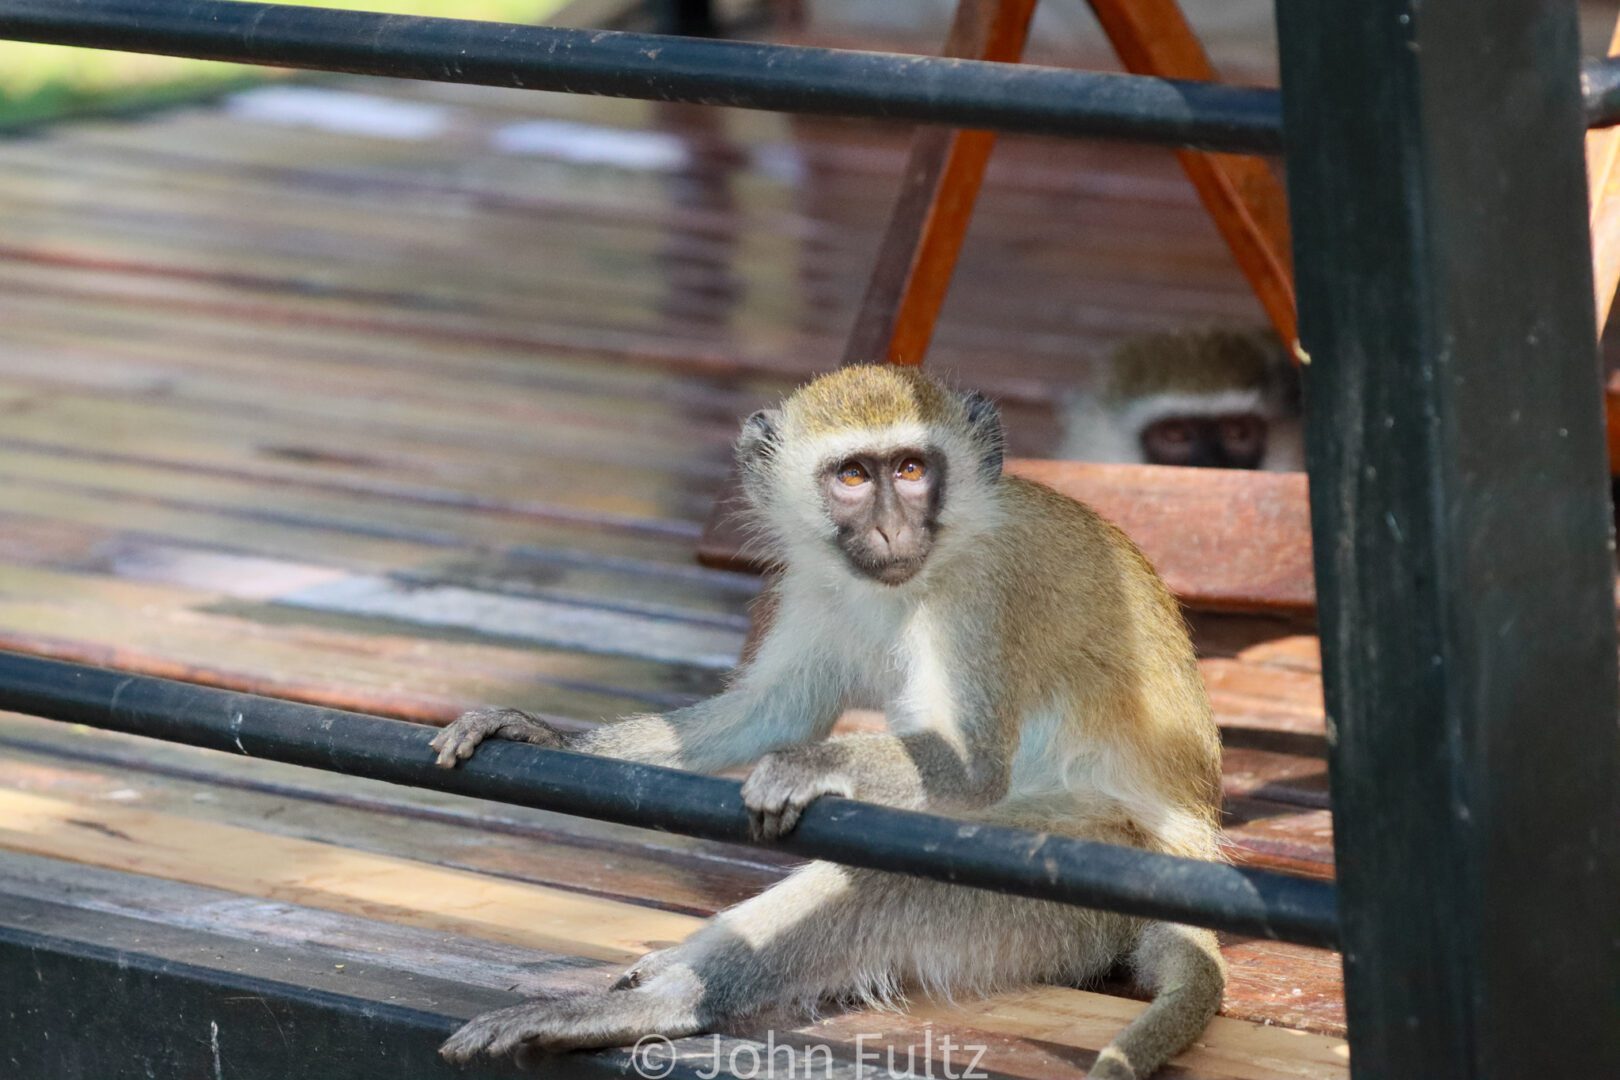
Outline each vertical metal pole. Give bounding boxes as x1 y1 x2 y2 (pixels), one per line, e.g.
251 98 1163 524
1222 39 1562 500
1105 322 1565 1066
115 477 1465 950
1276 1 1620 1077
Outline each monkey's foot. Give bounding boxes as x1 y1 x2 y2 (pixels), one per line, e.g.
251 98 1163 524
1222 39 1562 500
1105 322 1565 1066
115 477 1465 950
439 985 702 1065
740 749 854 840
431 707 565 768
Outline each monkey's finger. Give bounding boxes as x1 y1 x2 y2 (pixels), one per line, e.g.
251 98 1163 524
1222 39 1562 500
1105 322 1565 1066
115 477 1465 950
759 804 797 841
433 731 484 769
741 783 781 816
746 805 770 841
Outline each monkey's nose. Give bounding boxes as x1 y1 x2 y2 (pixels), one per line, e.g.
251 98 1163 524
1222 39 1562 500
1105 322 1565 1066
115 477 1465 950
870 525 893 555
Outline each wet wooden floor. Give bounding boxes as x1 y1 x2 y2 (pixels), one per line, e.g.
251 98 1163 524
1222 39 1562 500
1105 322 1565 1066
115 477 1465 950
0 38 1343 1080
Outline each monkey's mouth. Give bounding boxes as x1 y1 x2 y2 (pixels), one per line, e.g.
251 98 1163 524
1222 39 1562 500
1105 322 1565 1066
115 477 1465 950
842 549 929 586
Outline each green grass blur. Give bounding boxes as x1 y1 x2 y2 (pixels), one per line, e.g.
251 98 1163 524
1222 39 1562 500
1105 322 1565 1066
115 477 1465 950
0 0 570 126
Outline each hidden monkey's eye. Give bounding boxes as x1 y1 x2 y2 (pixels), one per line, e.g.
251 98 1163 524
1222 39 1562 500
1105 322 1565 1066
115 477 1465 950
1218 416 1266 457
837 461 871 487
1141 419 1200 465
1154 420 1195 445
895 458 927 482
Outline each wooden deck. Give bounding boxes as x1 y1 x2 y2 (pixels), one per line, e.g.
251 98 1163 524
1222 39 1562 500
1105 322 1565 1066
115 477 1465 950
0 35 1345 1079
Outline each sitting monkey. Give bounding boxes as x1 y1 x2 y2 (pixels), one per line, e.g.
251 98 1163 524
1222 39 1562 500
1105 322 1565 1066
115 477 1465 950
433 365 1226 1080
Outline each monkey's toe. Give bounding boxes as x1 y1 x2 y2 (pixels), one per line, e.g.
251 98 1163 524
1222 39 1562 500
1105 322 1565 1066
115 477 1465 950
439 1001 563 1063
613 947 678 990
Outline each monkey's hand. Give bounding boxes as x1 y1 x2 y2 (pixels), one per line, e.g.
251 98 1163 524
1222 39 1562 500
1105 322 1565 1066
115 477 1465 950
431 707 565 769
741 748 854 840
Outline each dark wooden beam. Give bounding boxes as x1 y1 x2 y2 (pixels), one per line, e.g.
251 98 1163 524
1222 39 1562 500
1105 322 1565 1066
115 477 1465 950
1276 1 1620 1077
840 0 1038 366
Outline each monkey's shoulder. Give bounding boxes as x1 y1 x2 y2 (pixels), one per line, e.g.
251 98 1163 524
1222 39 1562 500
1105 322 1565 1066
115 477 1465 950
995 475 1146 554
990 476 1181 615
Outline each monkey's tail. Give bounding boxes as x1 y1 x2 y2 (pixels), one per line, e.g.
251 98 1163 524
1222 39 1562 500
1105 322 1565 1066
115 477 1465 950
1088 922 1226 1080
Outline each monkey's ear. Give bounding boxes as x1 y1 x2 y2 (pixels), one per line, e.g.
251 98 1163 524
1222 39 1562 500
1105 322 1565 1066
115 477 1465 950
963 392 1005 478
737 408 783 461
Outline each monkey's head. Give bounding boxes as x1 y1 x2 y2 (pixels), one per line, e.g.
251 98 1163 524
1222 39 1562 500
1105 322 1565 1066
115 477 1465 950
1058 327 1303 471
737 365 1005 587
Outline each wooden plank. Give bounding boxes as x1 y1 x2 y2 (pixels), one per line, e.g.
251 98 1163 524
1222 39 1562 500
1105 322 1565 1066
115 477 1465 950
0 787 697 963
702 460 1314 614
1006 460 1313 612
0 562 719 723
0 717 1343 1033
0 858 1345 1080
840 0 1039 366
0 788 1347 1076
1277 2 1620 1077
0 111 1267 392
0 740 781 916
1085 0 1297 347
0 443 749 581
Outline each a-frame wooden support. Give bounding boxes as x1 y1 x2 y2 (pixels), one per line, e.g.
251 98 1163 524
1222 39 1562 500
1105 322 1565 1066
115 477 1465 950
699 2 1620 615
699 0 1309 615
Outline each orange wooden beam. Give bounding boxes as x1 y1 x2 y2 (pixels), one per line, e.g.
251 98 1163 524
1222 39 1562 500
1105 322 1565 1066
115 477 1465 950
841 0 1038 366
1586 19 1620 473
1589 19 1620 334
1085 0 1296 348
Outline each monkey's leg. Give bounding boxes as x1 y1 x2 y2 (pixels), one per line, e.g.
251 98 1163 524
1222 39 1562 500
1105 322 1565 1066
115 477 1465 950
439 859 1134 1065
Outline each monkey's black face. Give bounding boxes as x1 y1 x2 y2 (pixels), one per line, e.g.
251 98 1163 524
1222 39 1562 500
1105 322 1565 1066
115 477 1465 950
822 448 944 585
1141 414 1268 469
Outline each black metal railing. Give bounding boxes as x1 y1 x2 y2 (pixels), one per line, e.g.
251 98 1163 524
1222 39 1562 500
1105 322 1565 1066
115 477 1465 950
0 0 1281 151
0 651 1338 948
8 1 1620 143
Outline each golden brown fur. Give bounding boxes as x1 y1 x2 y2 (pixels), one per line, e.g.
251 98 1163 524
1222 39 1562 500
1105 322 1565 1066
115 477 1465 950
433 366 1226 1079
789 363 957 434
1106 327 1285 402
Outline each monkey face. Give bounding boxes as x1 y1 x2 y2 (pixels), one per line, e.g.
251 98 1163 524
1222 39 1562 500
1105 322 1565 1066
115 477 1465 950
821 448 945 585
1140 413 1268 469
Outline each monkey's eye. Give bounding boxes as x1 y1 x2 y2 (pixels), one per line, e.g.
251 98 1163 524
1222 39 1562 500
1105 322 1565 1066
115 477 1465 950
1155 421 1195 445
1219 417 1265 454
837 462 871 487
895 458 927 482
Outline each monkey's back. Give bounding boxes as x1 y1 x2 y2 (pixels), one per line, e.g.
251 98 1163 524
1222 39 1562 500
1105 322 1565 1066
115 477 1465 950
979 477 1223 853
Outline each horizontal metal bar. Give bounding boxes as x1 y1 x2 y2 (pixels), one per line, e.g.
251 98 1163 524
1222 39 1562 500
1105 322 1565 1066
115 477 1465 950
0 0 1281 152
6 1 1620 151
0 650 1339 947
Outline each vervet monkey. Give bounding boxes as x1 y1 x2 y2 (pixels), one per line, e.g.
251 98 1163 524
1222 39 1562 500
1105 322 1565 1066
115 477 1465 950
1059 327 1304 471
432 365 1226 1080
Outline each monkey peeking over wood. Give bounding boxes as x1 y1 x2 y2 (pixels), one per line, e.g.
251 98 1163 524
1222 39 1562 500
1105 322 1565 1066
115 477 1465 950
1059 327 1304 471
432 365 1227 1080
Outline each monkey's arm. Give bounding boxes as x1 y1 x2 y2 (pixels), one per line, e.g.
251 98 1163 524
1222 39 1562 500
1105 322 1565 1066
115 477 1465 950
740 721 1013 839
432 629 845 773
568 673 840 772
